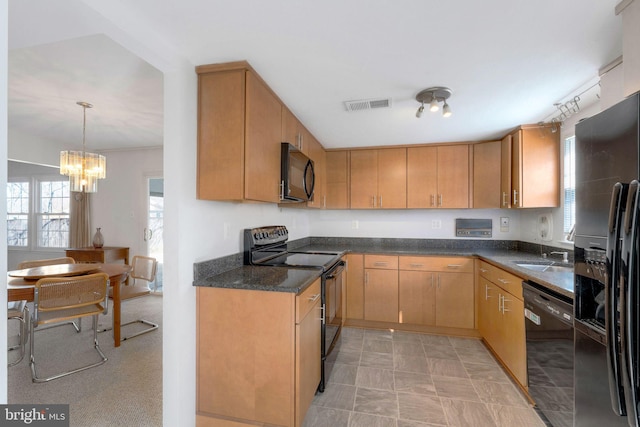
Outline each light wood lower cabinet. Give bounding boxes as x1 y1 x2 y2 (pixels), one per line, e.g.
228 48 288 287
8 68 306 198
196 278 321 427
477 261 527 388
364 255 399 322
345 254 476 332
398 256 474 329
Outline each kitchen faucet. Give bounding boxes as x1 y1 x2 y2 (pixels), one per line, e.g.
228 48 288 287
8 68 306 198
550 251 569 263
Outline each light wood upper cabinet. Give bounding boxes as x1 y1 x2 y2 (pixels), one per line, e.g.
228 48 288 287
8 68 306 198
500 134 513 208
473 140 502 208
282 106 310 155
306 134 325 209
196 63 281 203
326 151 350 209
350 148 407 209
503 124 560 208
407 145 469 208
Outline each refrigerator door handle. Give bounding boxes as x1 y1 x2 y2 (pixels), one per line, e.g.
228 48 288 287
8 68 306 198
621 179 640 425
606 182 627 416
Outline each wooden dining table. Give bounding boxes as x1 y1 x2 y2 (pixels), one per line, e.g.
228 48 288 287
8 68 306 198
7 263 132 348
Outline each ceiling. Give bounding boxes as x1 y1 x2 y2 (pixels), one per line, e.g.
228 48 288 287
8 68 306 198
8 0 623 151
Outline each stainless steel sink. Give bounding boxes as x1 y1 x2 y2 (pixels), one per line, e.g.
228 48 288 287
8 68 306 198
514 261 573 273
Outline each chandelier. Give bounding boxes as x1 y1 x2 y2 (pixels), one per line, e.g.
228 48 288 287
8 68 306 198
60 101 106 193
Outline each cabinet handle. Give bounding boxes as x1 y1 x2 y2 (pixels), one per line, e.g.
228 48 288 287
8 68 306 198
373 262 388 267
502 296 511 313
513 190 518 207
498 294 504 313
308 293 321 302
438 194 443 207
485 284 492 300
446 264 461 269
502 191 508 207
497 278 510 285
409 263 424 268
379 196 383 208
323 195 326 208
479 268 488 273
430 194 435 207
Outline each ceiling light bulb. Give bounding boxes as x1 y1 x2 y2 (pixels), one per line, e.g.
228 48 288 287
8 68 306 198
416 103 424 118
429 96 439 112
442 102 452 118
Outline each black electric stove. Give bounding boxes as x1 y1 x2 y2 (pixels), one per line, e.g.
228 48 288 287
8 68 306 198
244 226 344 392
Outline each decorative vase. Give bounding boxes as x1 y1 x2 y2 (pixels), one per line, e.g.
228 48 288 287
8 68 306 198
92 227 104 248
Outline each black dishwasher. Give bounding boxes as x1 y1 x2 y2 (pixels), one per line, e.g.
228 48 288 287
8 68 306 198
522 281 574 427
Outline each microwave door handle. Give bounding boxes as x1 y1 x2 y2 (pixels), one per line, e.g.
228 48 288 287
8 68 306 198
621 180 639 421
606 182 627 415
303 159 315 199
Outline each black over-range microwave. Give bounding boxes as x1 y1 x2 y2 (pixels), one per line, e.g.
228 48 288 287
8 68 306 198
280 142 315 202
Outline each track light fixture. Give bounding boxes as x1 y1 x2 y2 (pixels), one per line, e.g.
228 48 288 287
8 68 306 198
415 87 453 118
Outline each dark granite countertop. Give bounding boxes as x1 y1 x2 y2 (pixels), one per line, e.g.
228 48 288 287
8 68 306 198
194 265 321 293
194 239 574 300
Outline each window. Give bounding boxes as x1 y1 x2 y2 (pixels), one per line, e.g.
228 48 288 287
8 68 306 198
564 136 576 234
7 181 30 246
7 177 70 249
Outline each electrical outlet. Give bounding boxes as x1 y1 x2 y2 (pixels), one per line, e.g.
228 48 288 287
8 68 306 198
431 220 442 229
352 220 359 229
500 217 509 232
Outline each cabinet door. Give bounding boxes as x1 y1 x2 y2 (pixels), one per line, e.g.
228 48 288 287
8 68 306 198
473 140 501 208
437 145 470 208
478 277 499 347
307 135 325 209
364 269 399 322
407 146 438 208
501 293 527 387
378 148 407 209
245 71 282 203
326 151 349 209
500 134 513 208
399 270 435 325
435 272 474 329
511 130 523 208
346 254 364 320
520 126 560 208
350 149 378 208
196 69 246 200
295 299 321 427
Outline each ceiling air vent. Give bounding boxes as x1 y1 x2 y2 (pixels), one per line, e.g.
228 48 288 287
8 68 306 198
344 97 392 112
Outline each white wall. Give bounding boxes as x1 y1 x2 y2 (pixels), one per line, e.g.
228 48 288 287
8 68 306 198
1 0 8 401
309 208 520 240
91 147 162 258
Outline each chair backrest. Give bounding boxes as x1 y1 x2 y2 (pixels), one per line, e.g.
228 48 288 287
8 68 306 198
18 257 76 269
33 273 110 324
131 256 158 283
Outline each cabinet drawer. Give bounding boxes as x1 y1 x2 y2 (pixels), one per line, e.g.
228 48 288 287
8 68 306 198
479 261 523 298
296 278 321 323
364 255 398 270
399 256 472 272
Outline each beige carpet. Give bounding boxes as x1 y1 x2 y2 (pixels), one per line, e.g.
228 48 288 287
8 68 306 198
7 294 163 426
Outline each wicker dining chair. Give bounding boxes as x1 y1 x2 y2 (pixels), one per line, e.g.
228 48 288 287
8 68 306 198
7 300 29 367
100 255 159 341
29 272 110 383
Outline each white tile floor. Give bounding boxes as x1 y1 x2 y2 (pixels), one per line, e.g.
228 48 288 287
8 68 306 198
303 327 546 427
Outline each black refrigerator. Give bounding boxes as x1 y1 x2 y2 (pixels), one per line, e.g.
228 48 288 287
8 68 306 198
574 91 640 427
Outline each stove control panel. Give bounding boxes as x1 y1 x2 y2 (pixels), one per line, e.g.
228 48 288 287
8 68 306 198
245 226 288 247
